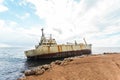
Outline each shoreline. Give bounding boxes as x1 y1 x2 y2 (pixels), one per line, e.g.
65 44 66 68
18 53 120 80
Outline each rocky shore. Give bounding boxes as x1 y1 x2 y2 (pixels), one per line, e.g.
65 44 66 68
18 53 120 80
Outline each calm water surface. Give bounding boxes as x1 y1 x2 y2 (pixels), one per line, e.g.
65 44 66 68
0 47 120 80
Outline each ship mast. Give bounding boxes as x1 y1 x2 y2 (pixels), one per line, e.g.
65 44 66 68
40 28 46 45
41 28 44 37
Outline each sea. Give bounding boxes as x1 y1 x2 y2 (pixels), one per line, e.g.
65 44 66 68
0 47 120 80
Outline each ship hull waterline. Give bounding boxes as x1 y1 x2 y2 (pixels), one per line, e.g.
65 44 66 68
26 49 91 60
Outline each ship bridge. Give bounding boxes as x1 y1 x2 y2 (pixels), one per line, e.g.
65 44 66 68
38 29 57 46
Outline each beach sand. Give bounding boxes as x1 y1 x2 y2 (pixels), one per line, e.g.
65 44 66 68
18 53 120 80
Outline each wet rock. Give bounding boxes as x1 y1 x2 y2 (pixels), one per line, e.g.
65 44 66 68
24 70 35 76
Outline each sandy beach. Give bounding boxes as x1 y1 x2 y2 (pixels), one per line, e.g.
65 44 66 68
18 53 120 80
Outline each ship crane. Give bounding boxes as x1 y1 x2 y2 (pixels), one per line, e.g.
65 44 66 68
83 38 87 46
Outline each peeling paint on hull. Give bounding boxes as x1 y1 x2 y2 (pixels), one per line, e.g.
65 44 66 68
27 49 91 60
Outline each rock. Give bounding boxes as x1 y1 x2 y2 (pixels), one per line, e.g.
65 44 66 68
60 61 68 65
64 58 73 62
50 62 56 67
35 68 45 75
24 64 51 76
23 58 73 76
41 64 51 70
59 58 73 66
54 60 62 65
24 70 35 76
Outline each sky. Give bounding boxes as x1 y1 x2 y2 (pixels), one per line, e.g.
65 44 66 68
0 0 120 47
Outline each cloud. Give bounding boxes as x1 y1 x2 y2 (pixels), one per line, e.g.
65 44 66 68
0 20 5 28
19 0 27 6
24 0 120 47
0 5 8 12
25 0 94 40
0 0 8 12
16 13 30 20
0 43 11 47
0 0 120 47
0 20 42 47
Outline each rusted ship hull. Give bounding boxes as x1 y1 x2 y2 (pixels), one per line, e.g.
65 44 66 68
26 49 91 59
